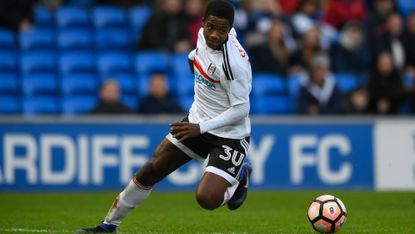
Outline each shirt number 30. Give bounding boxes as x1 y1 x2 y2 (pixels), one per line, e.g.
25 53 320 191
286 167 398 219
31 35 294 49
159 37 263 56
219 145 245 166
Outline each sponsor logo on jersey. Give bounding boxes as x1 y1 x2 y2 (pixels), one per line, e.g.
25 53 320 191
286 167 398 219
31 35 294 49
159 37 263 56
195 73 216 90
227 167 236 174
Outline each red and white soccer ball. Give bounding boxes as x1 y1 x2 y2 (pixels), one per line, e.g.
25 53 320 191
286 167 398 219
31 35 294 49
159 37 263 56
307 195 347 233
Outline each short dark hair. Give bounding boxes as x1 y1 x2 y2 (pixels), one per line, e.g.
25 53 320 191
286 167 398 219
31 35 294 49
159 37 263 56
204 0 234 26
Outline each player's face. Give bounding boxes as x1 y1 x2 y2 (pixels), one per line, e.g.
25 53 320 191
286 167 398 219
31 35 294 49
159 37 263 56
203 15 231 50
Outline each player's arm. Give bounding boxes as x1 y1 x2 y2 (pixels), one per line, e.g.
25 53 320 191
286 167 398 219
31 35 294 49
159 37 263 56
199 102 249 133
170 102 249 142
188 59 194 74
198 70 251 134
171 55 251 141
188 49 196 74
171 66 251 142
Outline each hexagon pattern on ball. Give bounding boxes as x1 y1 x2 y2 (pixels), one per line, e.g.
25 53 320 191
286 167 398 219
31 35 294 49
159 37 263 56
307 195 347 233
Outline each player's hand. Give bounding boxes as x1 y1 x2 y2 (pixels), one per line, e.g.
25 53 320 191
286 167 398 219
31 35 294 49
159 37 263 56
170 122 201 142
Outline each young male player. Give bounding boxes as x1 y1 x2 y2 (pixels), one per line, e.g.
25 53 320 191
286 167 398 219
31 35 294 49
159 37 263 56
78 1 252 232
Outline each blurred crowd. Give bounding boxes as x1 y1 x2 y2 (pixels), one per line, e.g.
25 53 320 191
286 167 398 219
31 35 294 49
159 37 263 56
1 0 415 115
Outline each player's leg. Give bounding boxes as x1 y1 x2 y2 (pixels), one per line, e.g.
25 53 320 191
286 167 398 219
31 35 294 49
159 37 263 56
196 165 251 210
195 135 252 210
196 172 233 210
104 138 191 223
78 138 191 233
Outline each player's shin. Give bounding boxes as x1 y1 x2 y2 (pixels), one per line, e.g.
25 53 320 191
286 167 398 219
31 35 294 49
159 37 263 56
103 178 153 226
221 181 239 206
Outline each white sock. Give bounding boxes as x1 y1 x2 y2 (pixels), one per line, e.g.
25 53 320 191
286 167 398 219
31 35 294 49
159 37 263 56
104 178 153 226
221 181 239 206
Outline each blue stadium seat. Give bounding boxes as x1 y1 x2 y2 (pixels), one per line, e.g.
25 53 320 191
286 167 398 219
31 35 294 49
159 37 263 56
103 73 136 94
0 95 20 114
22 73 58 96
397 0 415 18
171 53 194 79
65 0 94 7
61 74 98 96
179 95 193 112
97 52 131 76
137 75 147 97
0 28 15 49
129 6 152 40
19 29 54 51
135 52 169 76
95 28 131 51
403 74 414 87
400 101 412 114
0 73 19 94
34 6 53 28
20 51 56 74
253 95 293 115
176 76 194 97
56 6 90 29
57 29 93 51
399 74 414 113
93 6 126 29
252 73 287 98
167 76 179 95
23 96 60 116
0 51 17 72
335 73 358 92
287 74 302 100
62 95 98 116
121 95 138 111
59 51 95 75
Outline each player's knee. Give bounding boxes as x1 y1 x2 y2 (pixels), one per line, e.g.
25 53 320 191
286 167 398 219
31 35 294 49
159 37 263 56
196 190 222 210
134 158 162 186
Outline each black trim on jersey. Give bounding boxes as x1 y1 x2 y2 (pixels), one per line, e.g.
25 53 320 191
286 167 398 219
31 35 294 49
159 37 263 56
224 43 235 80
221 45 231 80
222 43 234 80
222 63 231 80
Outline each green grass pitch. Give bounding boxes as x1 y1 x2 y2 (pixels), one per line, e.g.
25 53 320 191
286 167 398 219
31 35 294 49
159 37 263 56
0 191 414 233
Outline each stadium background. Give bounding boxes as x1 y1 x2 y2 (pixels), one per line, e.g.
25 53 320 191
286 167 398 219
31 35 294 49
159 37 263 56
0 0 415 190
0 0 414 233
0 0 415 116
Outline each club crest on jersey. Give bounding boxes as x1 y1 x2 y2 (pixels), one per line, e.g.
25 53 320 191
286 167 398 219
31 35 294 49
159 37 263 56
207 63 216 75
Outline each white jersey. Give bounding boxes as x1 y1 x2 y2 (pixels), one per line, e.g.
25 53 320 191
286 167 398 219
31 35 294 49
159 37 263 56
188 28 252 139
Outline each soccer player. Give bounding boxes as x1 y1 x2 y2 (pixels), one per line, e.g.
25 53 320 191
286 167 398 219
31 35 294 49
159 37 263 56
78 1 252 232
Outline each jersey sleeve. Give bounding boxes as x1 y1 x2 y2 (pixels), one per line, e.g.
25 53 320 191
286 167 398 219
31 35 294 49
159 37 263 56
221 36 252 106
199 66 251 134
222 65 252 106
188 49 196 61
